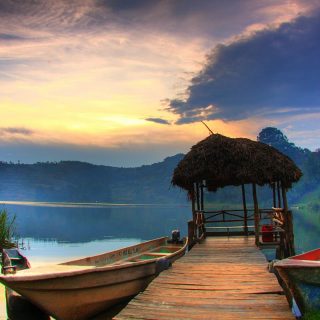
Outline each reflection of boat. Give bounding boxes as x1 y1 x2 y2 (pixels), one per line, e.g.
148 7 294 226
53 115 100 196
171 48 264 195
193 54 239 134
0 237 188 320
1 248 50 320
274 248 320 314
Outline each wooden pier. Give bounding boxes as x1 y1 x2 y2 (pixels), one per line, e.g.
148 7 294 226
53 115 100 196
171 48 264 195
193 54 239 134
115 237 294 319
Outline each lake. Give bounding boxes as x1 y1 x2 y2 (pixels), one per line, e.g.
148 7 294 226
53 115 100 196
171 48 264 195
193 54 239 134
0 201 190 265
293 205 320 253
0 201 319 265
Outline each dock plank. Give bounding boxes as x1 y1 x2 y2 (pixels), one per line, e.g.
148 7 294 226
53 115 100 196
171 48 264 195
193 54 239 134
114 237 294 319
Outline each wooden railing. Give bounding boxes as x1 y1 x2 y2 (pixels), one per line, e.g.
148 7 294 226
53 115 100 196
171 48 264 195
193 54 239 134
205 209 254 222
187 211 206 250
270 208 295 258
204 209 253 236
188 208 294 258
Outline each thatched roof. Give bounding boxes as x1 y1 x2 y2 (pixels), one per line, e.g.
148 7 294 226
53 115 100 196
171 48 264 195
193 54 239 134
172 134 302 192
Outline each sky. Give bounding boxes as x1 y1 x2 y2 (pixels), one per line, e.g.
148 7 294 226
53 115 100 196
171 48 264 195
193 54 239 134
1 0 320 166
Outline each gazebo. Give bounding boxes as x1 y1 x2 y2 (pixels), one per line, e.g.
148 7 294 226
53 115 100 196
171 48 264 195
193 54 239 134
172 133 302 258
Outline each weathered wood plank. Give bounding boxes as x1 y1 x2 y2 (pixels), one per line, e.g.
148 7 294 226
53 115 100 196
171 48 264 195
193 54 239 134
115 236 294 319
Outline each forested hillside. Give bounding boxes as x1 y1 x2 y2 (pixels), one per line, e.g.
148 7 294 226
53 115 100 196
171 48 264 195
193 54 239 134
0 127 319 206
258 127 320 207
0 154 186 203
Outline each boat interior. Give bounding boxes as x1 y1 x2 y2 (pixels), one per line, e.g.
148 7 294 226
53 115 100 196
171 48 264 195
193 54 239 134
60 239 185 268
128 246 178 262
291 249 320 261
2 239 186 277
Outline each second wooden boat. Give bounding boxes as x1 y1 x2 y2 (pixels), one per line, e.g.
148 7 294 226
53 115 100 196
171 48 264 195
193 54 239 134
2 248 50 320
0 236 187 320
274 248 320 314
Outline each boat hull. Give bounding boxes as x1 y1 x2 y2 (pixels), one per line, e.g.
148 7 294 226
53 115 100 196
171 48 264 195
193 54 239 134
1 248 50 320
275 249 320 314
0 237 187 320
5 287 50 320
10 263 157 320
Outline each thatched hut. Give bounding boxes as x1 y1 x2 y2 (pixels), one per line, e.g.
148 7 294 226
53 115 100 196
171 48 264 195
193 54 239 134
172 133 302 257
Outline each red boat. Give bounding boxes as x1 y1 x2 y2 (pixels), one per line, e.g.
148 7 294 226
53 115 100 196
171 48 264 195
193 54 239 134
274 248 320 314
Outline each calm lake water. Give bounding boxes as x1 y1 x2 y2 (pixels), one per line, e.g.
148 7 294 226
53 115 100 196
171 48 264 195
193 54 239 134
0 201 319 265
293 206 320 253
0 202 190 265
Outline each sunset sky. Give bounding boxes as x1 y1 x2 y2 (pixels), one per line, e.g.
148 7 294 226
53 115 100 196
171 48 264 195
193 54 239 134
1 0 320 166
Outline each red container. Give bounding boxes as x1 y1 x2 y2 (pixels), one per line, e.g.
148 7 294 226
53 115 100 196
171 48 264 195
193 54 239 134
262 225 274 242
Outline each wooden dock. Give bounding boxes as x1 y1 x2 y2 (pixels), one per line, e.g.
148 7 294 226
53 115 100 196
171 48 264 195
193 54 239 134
115 237 294 319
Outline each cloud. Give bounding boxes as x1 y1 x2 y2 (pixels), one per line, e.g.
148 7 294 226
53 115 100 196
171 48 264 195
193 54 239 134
0 0 312 44
0 33 26 41
0 1 315 78
1 0 320 158
101 0 313 37
167 11 320 124
104 0 163 12
145 117 171 125
0 127 34 136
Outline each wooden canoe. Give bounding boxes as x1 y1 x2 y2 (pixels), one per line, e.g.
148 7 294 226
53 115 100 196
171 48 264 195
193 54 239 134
274 248 320 314
0 237 188 320
2 248 30 272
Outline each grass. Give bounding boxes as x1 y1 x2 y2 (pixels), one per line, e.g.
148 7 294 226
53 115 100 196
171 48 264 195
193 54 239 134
0 209 16 250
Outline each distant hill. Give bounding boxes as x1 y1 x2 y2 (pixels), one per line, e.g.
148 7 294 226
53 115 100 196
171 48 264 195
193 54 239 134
1 128 319 206
0 154 186 203
258 127 320 206
257 127 311 167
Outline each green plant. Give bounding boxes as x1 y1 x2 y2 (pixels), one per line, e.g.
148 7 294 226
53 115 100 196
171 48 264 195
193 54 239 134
0 209 16 250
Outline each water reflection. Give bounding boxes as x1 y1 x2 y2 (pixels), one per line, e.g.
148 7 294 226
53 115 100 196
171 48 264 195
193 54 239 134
1 202 319 262
293 207 320 253
1 202 191 263
3 203 190 242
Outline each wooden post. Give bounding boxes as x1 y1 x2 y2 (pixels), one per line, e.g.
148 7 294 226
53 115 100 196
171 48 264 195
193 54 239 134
252 183 260 246
200 183 206 238
191 184 196 244
188 220 195 250
282 184 295 256
281 185 288 212
196 182 200 211
191 184 196 217
241 184 248 236
277 181 281 208
272 183 276 208
200 183 204 211
281 183 289 257
287 210 295 256
191 192 196 219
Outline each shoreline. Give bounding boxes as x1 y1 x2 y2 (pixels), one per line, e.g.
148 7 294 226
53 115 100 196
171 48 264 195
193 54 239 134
0 200 188 208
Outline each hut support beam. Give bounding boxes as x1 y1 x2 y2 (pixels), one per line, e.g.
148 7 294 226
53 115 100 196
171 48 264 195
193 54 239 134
200 183 204 211
196 183 200 211
191 187 196 219
272 183 276 208
281 184 288 212
241 184 248 236
252 184 260 246
277 181 282 208
189 185 197 248
281 184 295 257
